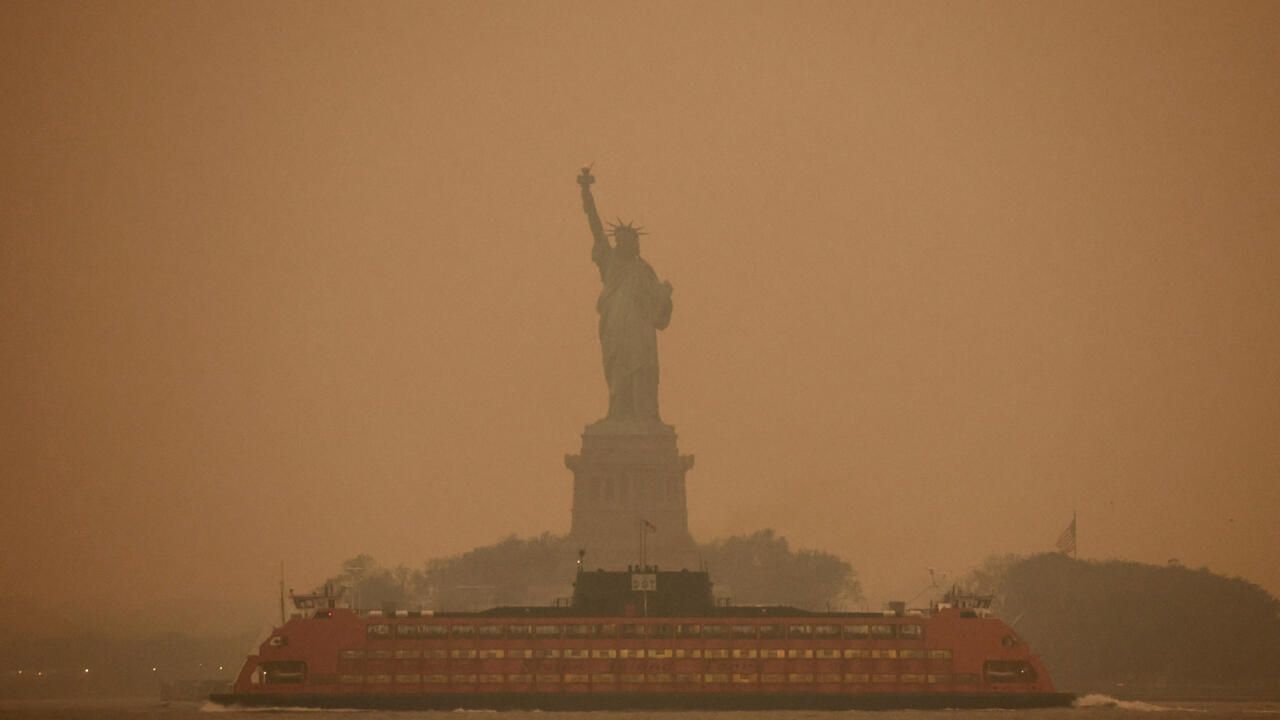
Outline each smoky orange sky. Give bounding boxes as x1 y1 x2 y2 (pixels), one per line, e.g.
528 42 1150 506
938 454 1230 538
2 1 1278 635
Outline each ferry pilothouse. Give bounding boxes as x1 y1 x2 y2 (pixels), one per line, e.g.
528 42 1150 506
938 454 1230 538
212 564 1072 710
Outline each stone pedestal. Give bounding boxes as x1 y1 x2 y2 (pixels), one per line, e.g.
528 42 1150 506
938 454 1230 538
565 425 698 570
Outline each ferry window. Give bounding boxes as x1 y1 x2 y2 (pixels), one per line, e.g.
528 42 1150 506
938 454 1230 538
395 624 416 638
701 624 727 639
507 625 532 637
565 624 590 639
478 625 504 638
650 624 674 639
927 649 952 659
676 624 701 637
593 623 618 638
621 624 645 638
533 625 562 638
367 650 393 659
450 625 475 638
422 625 448 638
731 625 756 639
899 624 923 639
901 673 926 683
899 649 925 659
758 624 783 639
814 624 841 637
927 674 951 684
787 624 812 639
262 661 306 685
843 624 869 639
339 650 364 660
870 624 894 638
983 660 1037 684
395 649 421 659
367 624 391 640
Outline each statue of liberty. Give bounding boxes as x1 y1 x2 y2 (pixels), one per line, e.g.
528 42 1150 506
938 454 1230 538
577 167 673 431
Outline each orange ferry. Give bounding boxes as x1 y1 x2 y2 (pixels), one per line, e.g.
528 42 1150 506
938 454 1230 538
212 566 1071 710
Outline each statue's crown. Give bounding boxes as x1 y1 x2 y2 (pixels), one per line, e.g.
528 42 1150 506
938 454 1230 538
607 219 647 239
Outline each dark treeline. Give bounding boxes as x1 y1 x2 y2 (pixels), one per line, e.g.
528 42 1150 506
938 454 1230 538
966 553 1280 698
320 529 862 612
698 530 862 610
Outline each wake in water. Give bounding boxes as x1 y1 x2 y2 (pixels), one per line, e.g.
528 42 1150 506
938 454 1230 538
1074 694 1205 712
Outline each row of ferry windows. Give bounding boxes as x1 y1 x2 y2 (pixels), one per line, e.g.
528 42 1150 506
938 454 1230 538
368 623 924 641
343 648 952 660
338 672 977 685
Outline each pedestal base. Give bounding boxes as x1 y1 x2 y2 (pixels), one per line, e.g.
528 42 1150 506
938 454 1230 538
565 425 698 570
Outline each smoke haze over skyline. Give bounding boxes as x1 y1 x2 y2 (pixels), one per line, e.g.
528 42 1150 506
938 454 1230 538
2 1 1278 633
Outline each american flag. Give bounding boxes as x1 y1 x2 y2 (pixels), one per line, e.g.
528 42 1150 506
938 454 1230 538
1056 512 1077 557
642 519 657 532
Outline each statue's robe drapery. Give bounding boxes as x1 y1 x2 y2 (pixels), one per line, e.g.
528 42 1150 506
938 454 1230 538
593 241 672 424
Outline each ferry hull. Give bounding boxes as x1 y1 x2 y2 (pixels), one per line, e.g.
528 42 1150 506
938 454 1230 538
210 690 1075 711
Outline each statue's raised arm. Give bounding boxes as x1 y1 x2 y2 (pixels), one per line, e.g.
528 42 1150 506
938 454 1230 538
578 167 611 277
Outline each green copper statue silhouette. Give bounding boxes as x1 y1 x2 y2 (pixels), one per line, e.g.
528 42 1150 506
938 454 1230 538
578 167 674 430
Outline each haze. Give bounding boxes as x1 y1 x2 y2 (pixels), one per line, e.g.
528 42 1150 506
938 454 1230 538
2 1 1277 635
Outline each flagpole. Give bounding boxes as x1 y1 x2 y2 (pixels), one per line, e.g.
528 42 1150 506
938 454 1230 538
1064 509 1075 561
639 518 647 618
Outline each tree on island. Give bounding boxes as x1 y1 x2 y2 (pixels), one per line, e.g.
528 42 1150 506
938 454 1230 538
322 529 861 613
962 552 1280 696
698 529 862 610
